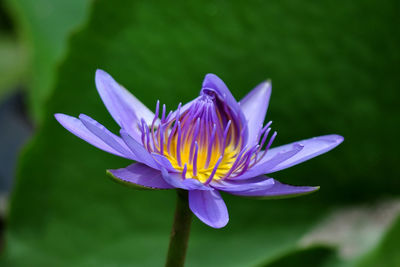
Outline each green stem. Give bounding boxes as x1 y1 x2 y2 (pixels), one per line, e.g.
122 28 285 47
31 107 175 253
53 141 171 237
165 190 192 267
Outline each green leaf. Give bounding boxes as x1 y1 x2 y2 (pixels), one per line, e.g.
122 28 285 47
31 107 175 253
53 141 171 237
356 215 400 267
300 199 400 267
0 35 26 99
259 245 335 267
5 0 92 121
3 0 399 266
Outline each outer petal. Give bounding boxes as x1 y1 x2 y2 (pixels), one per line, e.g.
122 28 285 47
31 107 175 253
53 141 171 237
189 189 229 228
120 129 159 169
261 134 344 174
79 114 135 159
233 144 304 180
55 113 132 159
222 177 319 198
211 175 274 192
160 168 211 190
239 81 271 146
107 163 173 189
95 69 154 139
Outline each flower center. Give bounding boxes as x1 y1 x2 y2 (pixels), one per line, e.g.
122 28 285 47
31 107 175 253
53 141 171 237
139 94 275 183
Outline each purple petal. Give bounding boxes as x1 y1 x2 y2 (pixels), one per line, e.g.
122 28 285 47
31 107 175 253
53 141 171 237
262 134 344 173
211 175 274 192
95 69 154 139
79 114 135 159
201 74 239 110
160 168 211 190
151 153 179 173
200 74 248 139
189 189 229 228
55 113 131 159
108 163 173 189
223 177 319 198
120 129 159 169
233 144 303 180
239 81 271 146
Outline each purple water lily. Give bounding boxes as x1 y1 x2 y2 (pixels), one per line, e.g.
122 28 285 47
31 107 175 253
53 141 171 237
55 70 343 228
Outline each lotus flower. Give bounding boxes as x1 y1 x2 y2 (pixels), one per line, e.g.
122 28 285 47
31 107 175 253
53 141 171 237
55 70 343 228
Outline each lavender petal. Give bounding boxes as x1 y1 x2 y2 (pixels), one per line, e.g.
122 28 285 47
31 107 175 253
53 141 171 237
262 134 344 174
239 81 271 146
201 74 238 110
95 69 154 139
55 113 132 159
189 189 229 228
200 74 247 138
151 153 179 173
233 143 303 180
120 129 159 169
223 177 319 198
79 114 135 159
107 163 173 189
211 175 274 192
160 168 212 190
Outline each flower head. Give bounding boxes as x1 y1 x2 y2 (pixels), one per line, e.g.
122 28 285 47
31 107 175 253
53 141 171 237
55 70 343 228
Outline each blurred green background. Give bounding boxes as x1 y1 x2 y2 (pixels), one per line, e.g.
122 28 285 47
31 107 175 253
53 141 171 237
0 0 399 266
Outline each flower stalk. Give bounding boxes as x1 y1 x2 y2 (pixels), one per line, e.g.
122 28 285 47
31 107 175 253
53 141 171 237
165 190 192 267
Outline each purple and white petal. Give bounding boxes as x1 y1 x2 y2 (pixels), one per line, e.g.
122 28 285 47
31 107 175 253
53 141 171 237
108 163 173 189
55 113 132 159
160 168 211 190
239 81 271 146
233 144 303 180
120 129 159 169
225 177 319 198
261 134 344 174
189 189 229 228
95 69 154 139
79 114 135 159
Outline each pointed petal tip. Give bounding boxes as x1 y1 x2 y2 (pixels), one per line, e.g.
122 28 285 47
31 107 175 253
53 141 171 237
95 69 117 89
293 185 320 196
334 135 344 143
54 113 64 121
244 80 271 102
55 113 72 128
202 73 227 88
316 134 344 145
78 113 87 120
95 68 108 78
95 69 108 84
55 113 79 129
54 113 75 126
204 73 219 79
260 80 272 93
